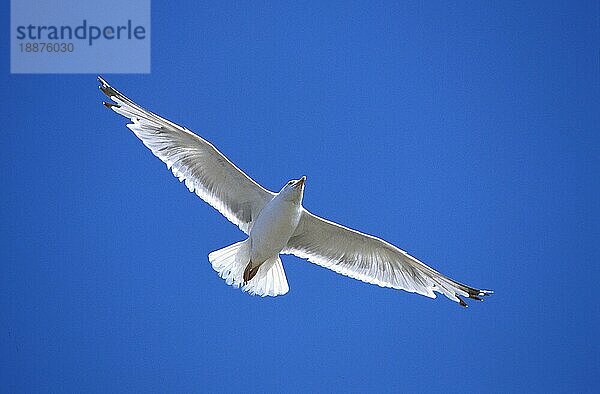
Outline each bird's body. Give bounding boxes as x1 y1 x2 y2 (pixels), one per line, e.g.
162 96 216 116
248 180 304 269
99 76 492 306
207 179 305 296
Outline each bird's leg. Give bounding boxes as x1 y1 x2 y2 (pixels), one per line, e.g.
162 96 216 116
243 261 260 283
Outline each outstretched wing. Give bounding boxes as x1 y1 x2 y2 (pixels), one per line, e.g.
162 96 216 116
284 209 492 306
99 76 274 234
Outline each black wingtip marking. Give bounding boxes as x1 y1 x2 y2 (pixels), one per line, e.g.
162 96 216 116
98 76 118 98
457 288 493 306
467 288 493 301
468 294 483 301
98 76 120 108
99 83 118 98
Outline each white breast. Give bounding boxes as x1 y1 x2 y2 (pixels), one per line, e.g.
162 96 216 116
249 193 301 264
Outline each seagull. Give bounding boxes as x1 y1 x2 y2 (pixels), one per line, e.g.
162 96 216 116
99 76 492 306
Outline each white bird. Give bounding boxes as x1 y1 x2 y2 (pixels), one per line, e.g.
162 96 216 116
99 77 492 306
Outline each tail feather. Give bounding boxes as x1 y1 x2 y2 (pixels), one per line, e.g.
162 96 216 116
208 241 289 297
243 256 289 297
208 240 249 288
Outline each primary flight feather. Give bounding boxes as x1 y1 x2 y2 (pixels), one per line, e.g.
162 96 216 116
99 76 492 306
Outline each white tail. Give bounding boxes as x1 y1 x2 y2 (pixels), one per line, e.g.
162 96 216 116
208 240 289 297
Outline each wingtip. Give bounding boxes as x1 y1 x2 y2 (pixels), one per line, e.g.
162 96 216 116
456 288 493 307
97 75 110 91
98 76 120 108
467 288 493 301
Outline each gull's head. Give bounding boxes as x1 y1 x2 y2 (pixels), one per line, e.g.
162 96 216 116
279 176 306 203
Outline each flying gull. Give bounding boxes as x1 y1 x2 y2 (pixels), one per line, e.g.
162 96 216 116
99 77 492 306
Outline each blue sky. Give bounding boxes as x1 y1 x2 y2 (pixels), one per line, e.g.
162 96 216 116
1 1 599 392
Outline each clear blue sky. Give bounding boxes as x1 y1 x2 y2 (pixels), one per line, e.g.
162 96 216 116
1 1 598 392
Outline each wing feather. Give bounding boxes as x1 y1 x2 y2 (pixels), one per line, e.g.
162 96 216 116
285 210 492 306
99 76 274 234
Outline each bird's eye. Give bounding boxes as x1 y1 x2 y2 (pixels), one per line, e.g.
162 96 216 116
287 181 293 185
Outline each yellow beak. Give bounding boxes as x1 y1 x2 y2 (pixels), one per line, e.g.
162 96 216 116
295 176 306 187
